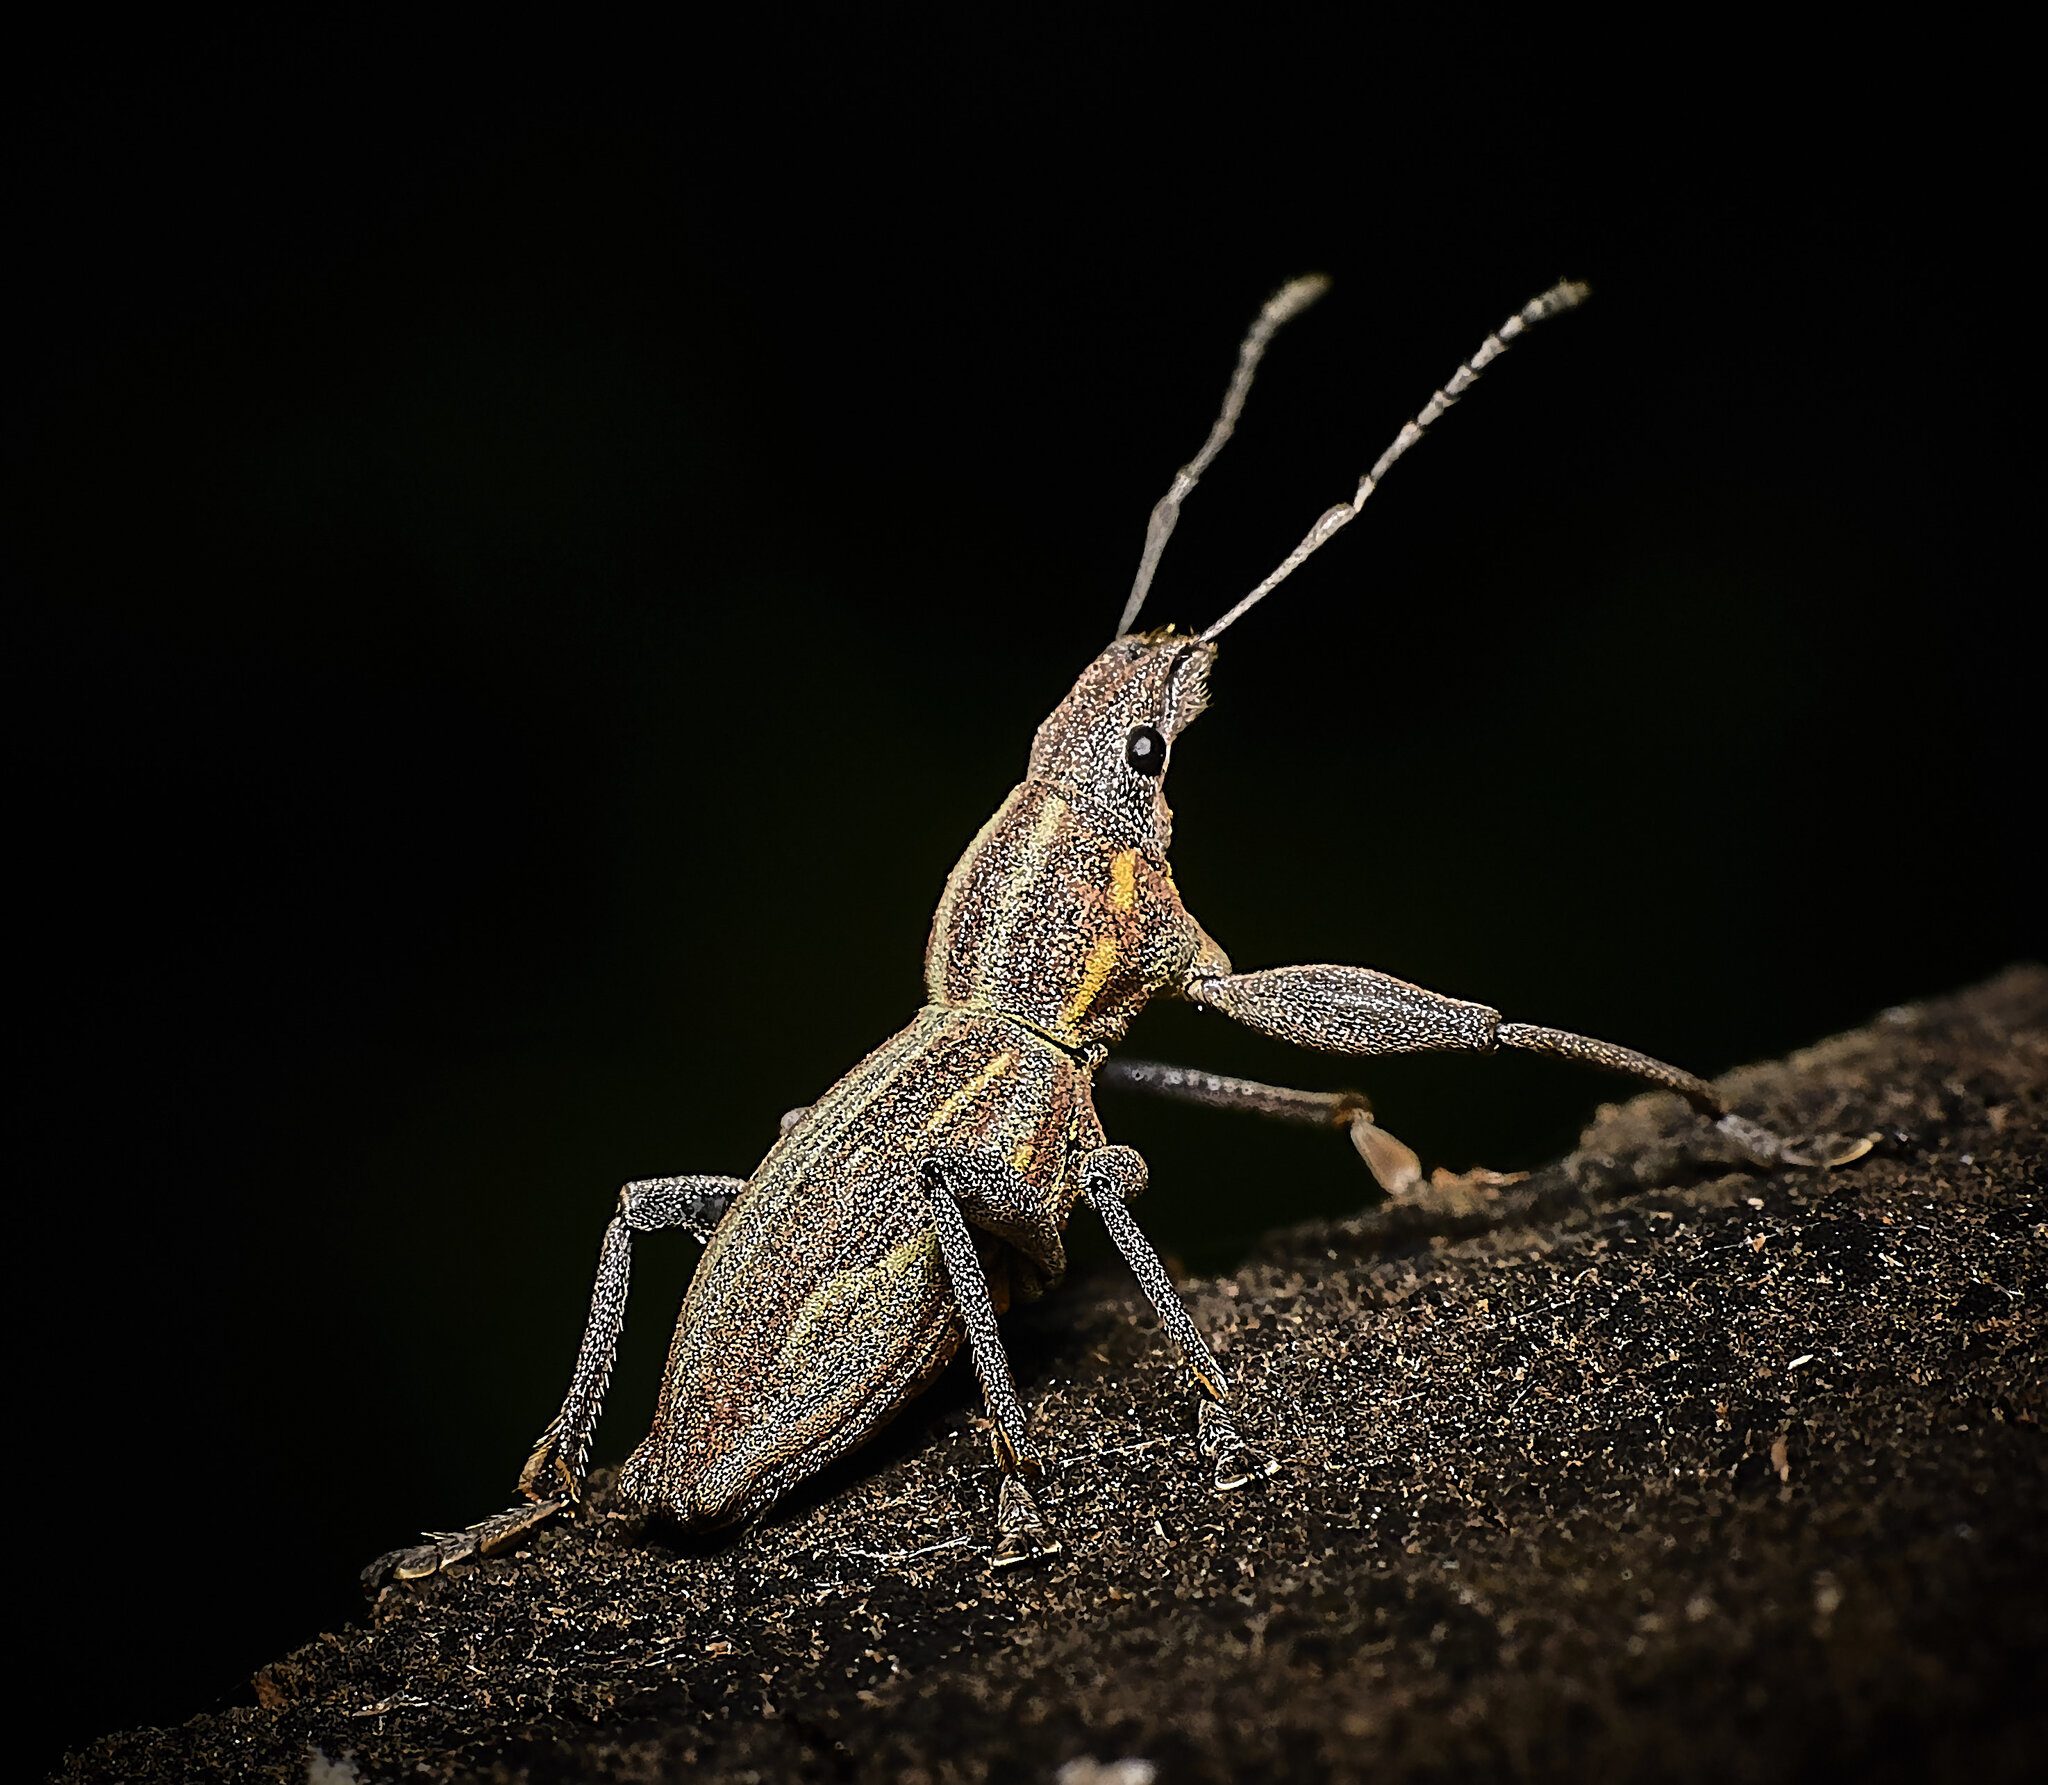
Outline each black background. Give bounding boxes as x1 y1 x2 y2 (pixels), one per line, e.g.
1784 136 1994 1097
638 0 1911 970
14 14 2034 1770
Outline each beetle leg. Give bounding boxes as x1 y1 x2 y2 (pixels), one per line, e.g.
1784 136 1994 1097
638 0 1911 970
1100 1057 1423 1191
923 1159 1062 1569
1082 1144 1280 1494
361 1497 572 1590
363 1171 742 1593
516 1175 745 1501
1187 965 1876 1169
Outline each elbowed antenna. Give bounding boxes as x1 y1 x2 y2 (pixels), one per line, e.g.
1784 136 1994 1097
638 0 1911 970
1199 278 1591 643
1117 274 1331 639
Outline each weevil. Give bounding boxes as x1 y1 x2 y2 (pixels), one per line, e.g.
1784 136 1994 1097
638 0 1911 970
368 276 1870 1586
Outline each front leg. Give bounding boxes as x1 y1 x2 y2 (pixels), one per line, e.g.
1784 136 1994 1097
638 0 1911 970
1186 963 1872 1168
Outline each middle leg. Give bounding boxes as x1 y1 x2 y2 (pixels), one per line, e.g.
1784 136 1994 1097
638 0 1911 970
1100 1056 1423 1191
1081 1144 1279 1493
922 1155 1064 1568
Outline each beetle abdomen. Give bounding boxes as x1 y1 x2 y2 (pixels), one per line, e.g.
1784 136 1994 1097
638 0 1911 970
617 1007 1086 1526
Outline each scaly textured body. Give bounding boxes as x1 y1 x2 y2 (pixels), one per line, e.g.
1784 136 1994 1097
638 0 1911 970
623 649 1228 1525
620 1006 1092 1523
369 275 1866 1590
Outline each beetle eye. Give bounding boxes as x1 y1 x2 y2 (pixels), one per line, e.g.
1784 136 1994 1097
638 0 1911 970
1124 724 1166 776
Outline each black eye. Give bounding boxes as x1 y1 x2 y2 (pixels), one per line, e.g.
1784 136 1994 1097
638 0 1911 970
1124 724 1166 776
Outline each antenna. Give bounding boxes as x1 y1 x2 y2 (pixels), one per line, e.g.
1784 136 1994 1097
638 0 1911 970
1117 274 1330 638
1199 279 1590 642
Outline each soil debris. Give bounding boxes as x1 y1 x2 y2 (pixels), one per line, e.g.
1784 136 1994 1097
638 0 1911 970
59 967 2046 1783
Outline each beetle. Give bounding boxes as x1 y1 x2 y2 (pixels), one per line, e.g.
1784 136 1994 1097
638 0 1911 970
368 275 1865 1586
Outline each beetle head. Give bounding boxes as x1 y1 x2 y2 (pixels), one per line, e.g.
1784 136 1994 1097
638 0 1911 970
1027 628 1216 849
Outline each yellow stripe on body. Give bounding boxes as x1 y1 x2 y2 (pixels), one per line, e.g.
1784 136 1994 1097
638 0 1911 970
978 792 1071 998
1109 848 1139 911
1029 793 1071 854
1059 933 1121 1037
1052 848 1139 1037
782 1232 943 1359
923 1048 1017 1135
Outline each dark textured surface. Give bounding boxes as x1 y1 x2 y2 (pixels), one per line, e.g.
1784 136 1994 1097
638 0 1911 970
61 968 2045 1783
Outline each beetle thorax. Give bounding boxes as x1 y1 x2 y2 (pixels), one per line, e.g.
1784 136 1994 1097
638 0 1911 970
922 634 1217 1048
924 783 1202 1047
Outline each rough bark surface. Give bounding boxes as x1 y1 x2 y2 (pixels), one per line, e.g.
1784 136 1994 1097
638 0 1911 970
61 967 2046 1784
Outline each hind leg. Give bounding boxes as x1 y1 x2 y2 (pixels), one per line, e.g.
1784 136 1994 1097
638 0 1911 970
363 1172 741 1591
